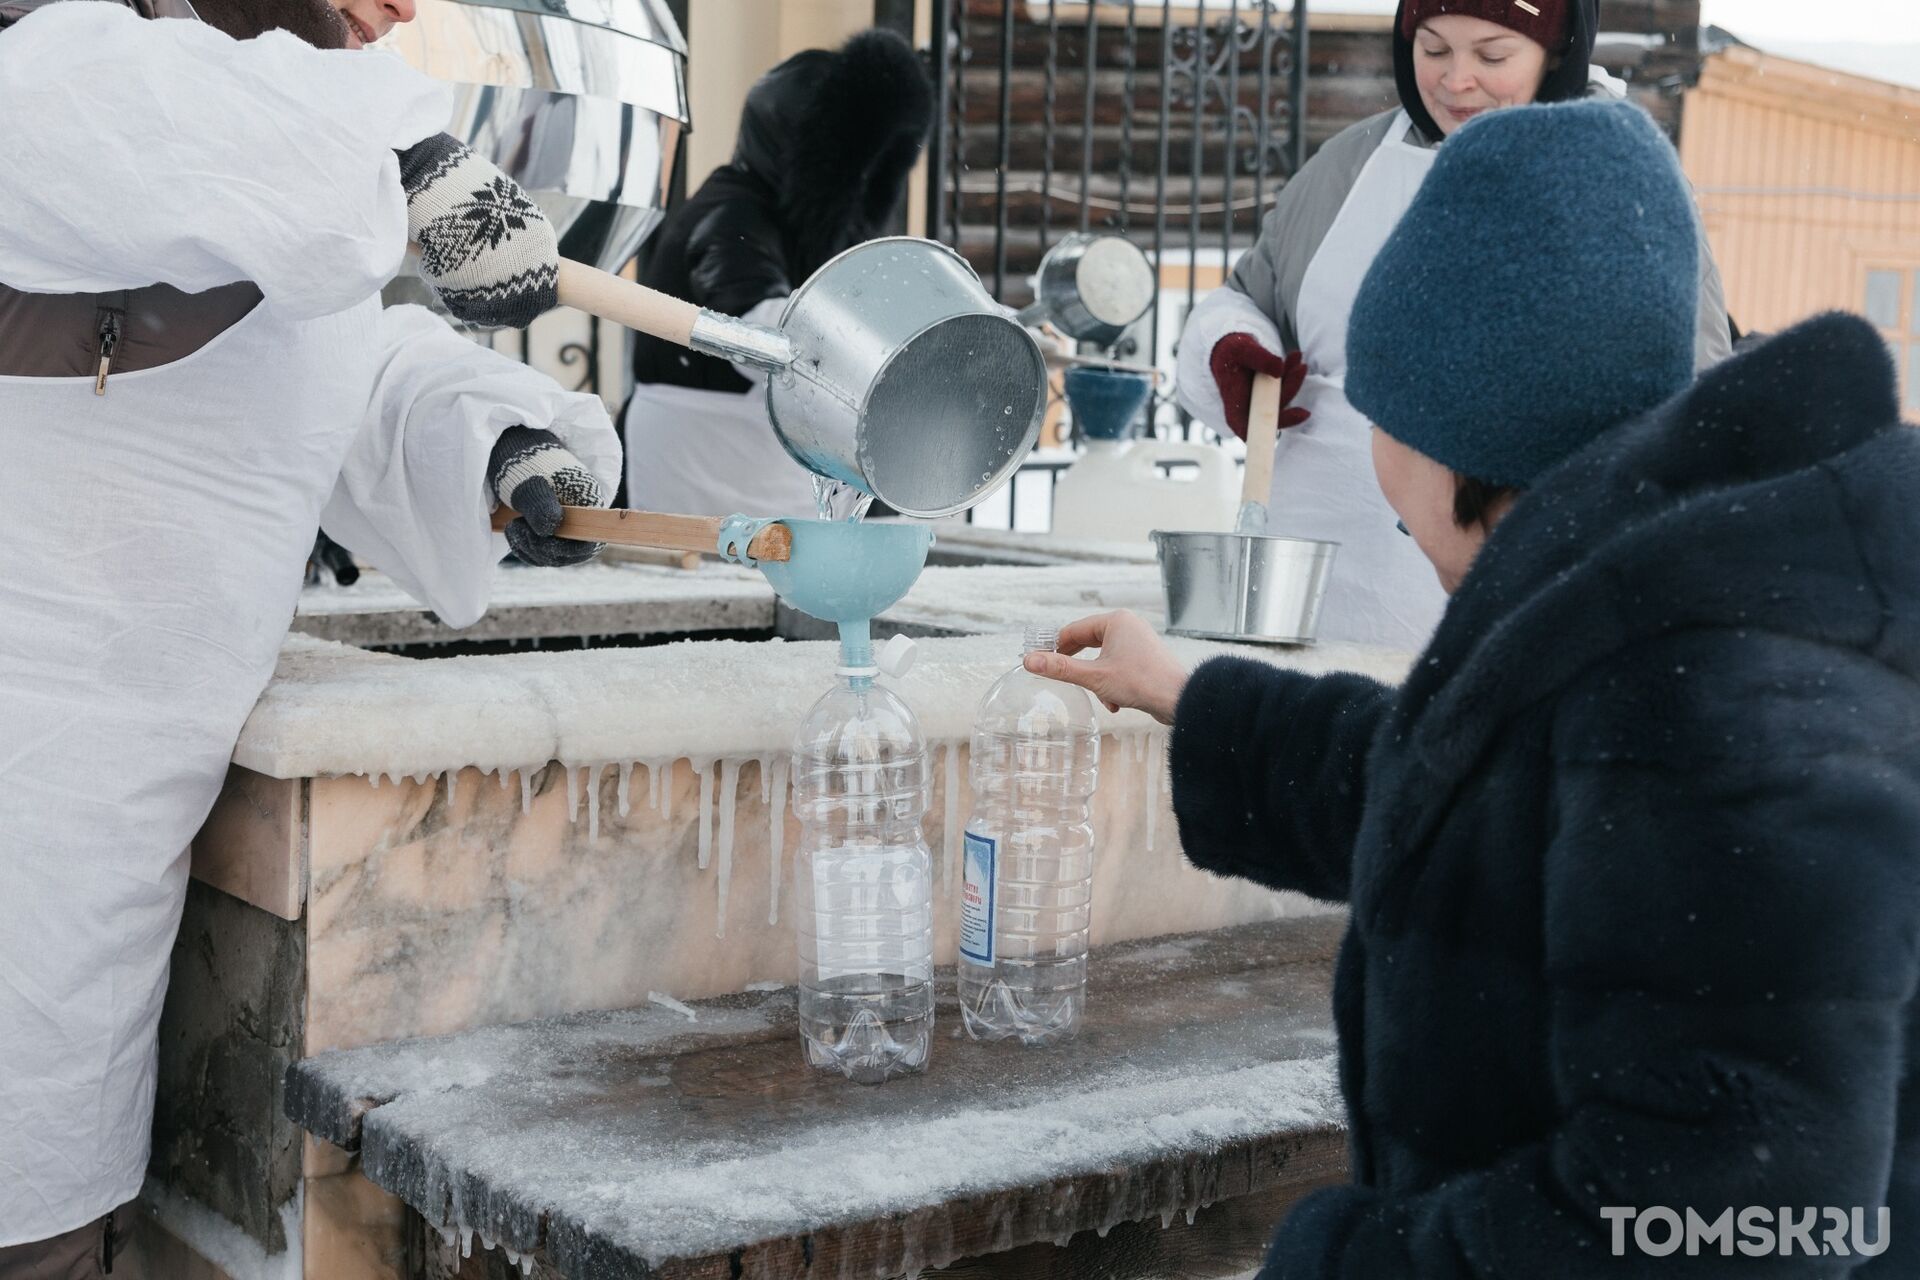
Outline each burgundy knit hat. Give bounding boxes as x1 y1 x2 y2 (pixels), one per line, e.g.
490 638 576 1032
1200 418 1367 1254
1400 0 1572 51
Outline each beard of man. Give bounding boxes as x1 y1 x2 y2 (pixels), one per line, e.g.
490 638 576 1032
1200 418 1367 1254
187 0 351 47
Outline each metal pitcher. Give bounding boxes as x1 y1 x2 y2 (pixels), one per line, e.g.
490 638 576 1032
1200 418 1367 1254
765 238 1048 518
556 238 1046 520
1016 232 1157 347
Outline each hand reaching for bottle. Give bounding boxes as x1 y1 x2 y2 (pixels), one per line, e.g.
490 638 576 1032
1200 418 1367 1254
1020 611 1188 725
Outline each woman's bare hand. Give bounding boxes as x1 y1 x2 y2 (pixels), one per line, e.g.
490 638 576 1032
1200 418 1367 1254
1022 610 1187 725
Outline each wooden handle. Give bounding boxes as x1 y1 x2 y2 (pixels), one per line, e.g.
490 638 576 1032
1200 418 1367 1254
555 259 700 349
492 504 792 563
1241 372 1283 508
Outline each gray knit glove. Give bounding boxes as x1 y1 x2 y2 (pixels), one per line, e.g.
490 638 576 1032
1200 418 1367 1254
399 133 559 329
488 426 605 567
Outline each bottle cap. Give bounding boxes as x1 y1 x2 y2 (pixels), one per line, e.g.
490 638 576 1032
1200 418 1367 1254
877 634 918 678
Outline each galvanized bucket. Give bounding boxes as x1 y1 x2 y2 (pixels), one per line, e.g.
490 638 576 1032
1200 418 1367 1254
765 238 1048 519
1017 232 1157 346
1151 530 1338 645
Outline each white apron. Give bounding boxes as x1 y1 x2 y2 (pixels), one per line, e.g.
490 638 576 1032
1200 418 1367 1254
0 11 623 1244
623 381 821 519
0 300 380 1241
1274 111 1452 651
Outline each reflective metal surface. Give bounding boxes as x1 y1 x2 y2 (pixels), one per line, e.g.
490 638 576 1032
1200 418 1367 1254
380 0 688 314
1152 531 1337 646
767 239 1048 521
1020 233 1157 347
688 314 794 372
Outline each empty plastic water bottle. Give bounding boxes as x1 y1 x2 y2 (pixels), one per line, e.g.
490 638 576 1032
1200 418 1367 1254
958 624 1100 1044
791 635 934 1082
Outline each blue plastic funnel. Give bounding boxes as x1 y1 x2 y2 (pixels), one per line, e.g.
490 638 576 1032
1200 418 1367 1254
718 516 934 665
1064 366 1154 441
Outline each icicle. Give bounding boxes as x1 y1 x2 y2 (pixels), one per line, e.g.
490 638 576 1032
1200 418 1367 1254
715 758 741 937
768 755 789 925
942 742 963 896
445 770 457 809
496 766 510 791
648 759 662 811
759 756 771 803
661 761 674 823
461 1227 474 1259
520 768 533 815
648 990 698 1021
696 760 715 869
617 762 633 818
566 766 580 822
587 765 602 842
369 772 380 789
1146 765 1159 855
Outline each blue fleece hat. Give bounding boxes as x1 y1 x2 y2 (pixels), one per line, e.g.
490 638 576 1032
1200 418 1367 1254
1345 99 1699 488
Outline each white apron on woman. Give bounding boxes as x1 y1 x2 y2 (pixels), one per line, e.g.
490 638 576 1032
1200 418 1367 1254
622 380 821 519
1271 111 1451 649
0 7 619 1245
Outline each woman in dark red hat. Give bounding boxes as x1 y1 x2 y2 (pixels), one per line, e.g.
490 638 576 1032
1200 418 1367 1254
1172 0 1731 656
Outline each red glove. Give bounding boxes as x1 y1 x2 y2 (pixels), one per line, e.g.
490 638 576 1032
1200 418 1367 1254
1207 332 1311 440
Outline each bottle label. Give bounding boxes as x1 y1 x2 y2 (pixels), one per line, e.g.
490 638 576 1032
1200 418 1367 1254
959 830 996 964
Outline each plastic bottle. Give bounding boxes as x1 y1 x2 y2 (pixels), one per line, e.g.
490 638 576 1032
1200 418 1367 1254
958 624 1101 1044
791 639 935 1083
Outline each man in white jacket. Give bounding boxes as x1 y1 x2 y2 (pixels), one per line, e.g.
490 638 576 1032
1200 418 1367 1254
0 2 619 1270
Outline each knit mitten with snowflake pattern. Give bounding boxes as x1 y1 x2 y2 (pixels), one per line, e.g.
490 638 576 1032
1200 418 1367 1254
487 426 605 567
399 133 559 328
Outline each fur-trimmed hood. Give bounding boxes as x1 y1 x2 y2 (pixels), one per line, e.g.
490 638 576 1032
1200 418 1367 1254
730 28 934 279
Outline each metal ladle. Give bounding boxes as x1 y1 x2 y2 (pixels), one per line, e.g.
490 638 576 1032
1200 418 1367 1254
556 238 1046 519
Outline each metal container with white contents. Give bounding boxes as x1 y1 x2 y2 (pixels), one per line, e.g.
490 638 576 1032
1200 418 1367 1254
1151 531 1338 645
765 238 1048 519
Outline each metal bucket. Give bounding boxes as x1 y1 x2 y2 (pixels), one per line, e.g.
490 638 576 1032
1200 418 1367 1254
1018 232 1158 346
1151 531 1338 645
761 238 1047 519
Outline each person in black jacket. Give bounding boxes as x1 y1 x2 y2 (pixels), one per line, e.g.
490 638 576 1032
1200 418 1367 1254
1030 99 1920 1277
621 28 933 517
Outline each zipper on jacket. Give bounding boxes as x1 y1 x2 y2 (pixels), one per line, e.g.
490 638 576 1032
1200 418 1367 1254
93 297 125 396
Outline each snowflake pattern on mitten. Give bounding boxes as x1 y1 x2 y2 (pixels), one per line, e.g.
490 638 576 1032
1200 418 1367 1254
399 133 559 328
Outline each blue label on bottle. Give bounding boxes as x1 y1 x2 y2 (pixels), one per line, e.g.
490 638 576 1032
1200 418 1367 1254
959 830 996 964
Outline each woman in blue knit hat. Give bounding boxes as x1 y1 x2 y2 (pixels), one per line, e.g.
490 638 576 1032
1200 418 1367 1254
1034 99 1920 1276
1174 0 1732 655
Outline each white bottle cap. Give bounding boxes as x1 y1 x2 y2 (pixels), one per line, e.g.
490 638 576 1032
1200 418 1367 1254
876 634 919 679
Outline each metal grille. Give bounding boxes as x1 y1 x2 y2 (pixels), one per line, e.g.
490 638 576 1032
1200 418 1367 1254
926 0 1307 529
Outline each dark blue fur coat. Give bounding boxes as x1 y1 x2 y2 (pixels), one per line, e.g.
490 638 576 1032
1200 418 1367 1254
1170 314 1920 1277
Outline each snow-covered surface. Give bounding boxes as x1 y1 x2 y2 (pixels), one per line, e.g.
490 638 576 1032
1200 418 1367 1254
925 521 1161 565
287 919 1347 1272
885 564 1170 634
291 1003 775 1134
297 561 770 618
233 632 1414 779
140 1177 301 1280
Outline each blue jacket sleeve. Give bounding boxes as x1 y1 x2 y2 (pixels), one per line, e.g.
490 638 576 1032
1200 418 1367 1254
1260 642 1920 1279
1168 656 1393 903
